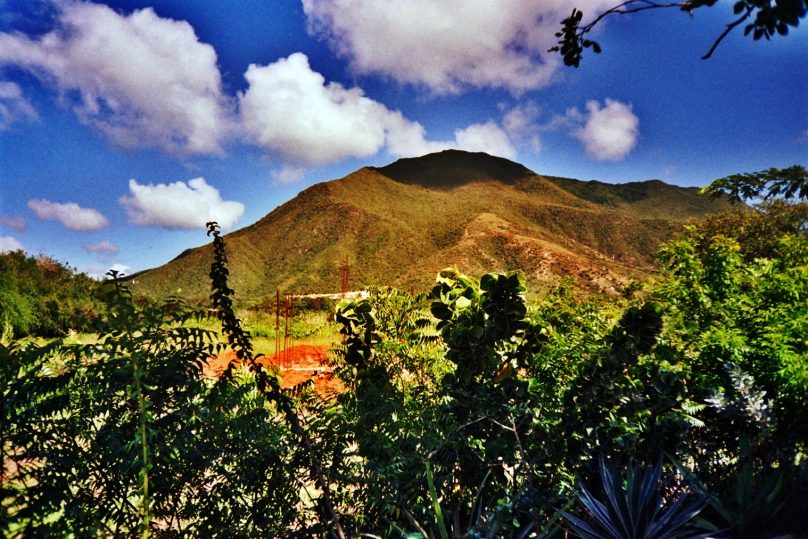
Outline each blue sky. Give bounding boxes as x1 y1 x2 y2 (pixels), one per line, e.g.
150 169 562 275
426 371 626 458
0 0 805 276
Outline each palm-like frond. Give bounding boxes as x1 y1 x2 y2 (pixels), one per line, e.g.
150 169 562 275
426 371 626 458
561 458 712 539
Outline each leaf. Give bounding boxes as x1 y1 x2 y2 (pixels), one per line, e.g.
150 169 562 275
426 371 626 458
455 296 472 310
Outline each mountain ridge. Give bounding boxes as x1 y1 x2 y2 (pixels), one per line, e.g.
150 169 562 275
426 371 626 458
130 150 731 302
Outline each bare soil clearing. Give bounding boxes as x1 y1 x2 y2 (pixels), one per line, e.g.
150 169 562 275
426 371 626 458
204 344 344 396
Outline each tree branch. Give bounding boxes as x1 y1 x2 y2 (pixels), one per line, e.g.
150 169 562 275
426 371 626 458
702 8 753 59
580 0 689 35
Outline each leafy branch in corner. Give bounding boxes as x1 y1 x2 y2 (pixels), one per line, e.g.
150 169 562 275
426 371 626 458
550 0 807 67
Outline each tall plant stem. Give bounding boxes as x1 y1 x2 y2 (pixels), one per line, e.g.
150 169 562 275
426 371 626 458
133 354 151 539
425 460 449 539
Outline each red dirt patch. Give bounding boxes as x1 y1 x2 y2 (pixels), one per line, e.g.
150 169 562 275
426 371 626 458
264 344 330 370
204 344 344 396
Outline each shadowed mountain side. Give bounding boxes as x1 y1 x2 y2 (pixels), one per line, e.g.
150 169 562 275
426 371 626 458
129 151 732 302
375 149 535 188
545 176 721 220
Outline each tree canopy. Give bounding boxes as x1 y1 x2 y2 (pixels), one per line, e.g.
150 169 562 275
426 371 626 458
701 164 808 203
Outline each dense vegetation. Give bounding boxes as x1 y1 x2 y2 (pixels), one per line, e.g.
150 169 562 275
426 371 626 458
0 251 102 338
2 195 806 537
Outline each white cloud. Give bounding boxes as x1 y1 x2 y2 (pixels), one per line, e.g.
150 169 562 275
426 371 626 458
385 114 518 159
272 166 308 185
107 263 131 277
0 215 27 232
570 99 639 160
376 109 449 158
119 177 245 230
83 240 118 256
0 81 38 130
83 240 118 254
240 53 419 165
85 262 132 280
303 0 614 94
454 121 517 160
240 53 517 170
503 102 540 137
502 101 543 154
0 1 228 154
0 235 24 253
85 263 131 280
28 199 108 231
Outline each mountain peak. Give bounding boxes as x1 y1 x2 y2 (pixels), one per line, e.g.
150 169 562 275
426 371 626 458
132 152 731 301
373 149 535 188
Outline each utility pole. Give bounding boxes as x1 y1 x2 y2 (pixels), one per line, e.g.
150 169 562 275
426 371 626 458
275 289 280 359
284 292 292 369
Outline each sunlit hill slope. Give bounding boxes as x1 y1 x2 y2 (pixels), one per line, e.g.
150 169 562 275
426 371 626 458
129 150 730 302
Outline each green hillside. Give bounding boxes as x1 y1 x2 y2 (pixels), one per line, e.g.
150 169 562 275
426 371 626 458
129 150 732 303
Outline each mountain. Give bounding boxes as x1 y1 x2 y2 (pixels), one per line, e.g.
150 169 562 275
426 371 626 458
129 150 730 302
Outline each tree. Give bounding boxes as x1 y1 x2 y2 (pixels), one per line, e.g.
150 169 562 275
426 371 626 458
551 0 808 67
701 165 807 203
697 199 808 260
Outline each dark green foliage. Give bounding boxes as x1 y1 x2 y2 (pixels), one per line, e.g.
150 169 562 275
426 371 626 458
1 279 302 536
0 251 102 337
1 231 311 537
677 435 797 538
702 165 807 203
427 269 552 536
549 8 598 68
561 459 711 539
3 187 806 537
327 287 445 535
552 0 807 66
206 221 346 538
697 199 807 260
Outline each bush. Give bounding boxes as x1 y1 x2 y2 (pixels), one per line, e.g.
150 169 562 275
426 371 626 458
3 208 806 537
0 252 102 338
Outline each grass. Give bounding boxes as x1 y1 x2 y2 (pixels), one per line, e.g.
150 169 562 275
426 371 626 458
175 308 341 358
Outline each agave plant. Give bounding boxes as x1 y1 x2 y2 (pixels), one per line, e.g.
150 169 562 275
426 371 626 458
561 458 715 539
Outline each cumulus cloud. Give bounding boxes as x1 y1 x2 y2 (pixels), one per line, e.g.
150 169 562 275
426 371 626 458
119 177 245 229
502 101 543 153
83 239 118 254
272 166 308 185
0 1 228 154
569 99 639 160
240 53 395 165
454 121 516 160
0 81 38 130
303 0 614 94
240 53 516 169
83 240 118 258
107 263 131 277
0 215 27 232
0 235 24 253
384 114 517 160
28 199 108 231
